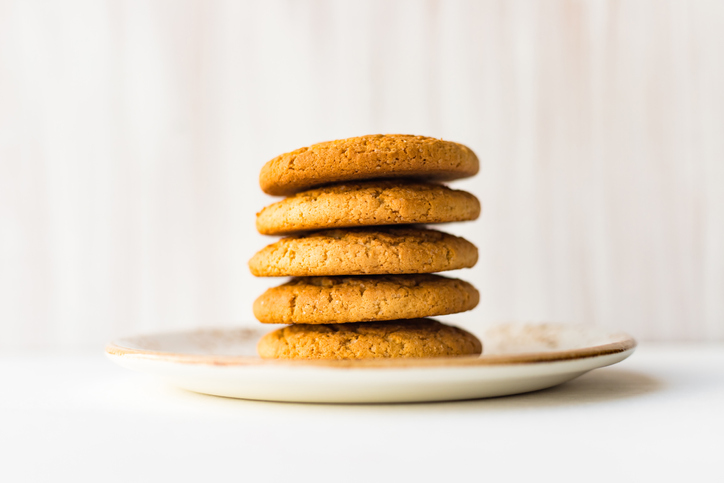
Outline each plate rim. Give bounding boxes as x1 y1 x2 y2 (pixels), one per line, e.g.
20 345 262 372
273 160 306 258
105 325 637 370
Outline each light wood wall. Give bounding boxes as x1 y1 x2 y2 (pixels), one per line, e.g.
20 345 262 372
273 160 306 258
1 0 723 348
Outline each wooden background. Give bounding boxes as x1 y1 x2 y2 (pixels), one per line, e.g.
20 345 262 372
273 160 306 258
1 0 723 349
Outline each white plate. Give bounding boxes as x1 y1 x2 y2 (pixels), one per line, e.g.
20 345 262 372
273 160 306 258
106 322 636 403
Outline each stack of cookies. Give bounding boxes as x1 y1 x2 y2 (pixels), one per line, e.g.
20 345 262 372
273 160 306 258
249 134 483 360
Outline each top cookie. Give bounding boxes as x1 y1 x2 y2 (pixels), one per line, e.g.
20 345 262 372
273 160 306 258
259 134 479 196
256 180 481 235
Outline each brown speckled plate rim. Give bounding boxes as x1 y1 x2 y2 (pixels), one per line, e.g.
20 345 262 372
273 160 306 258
105 329 637 369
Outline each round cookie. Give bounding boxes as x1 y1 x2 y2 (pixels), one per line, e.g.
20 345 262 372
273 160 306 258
259 134 479 196
256 180 481 235
257 319 483 359
254 274 480 324
248 227 478 277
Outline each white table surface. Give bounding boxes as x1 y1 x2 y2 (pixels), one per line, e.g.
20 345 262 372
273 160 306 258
2 344 723 483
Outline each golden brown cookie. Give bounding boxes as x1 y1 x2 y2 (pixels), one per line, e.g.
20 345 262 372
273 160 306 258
256 180 481 235
257 319 483 359
248 227 478 277
253 274 479 324
259 134 479 196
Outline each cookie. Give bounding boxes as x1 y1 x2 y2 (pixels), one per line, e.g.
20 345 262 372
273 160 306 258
248 227 478 277
254 274 479 324
259 134 479 196
257 319 483 359
256 180 481 235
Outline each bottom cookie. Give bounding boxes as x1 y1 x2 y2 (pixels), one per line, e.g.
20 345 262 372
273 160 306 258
257 319 482 360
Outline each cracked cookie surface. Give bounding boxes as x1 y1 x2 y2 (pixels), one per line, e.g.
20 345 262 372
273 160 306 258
259 134 479 196
257 319 483 359
248 227 478 277
254 274 480 324
256 180 481 235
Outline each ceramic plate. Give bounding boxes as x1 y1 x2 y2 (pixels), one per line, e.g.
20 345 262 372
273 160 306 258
106 322 636 403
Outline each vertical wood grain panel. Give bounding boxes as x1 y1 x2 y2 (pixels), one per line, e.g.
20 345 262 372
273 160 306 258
0 0 722 348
